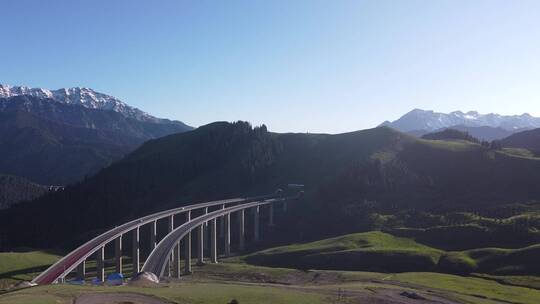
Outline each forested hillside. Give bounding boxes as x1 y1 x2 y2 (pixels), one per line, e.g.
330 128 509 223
0 175 47 209
2 121 540 250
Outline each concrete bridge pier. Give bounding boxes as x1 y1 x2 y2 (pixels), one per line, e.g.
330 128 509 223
96 246 105 282
150 220 157 250
219 204 225 238
224 213 231 256
197 224 205 265
184 211 192 274
165 215 174 276
238 209 245 251
210 218 217 263
172 242 181 278
132 227 140 275
115 235 122 274
204 207 210 252
76 260 85 281
253 206 260 241
197 208 207 265
269 204 274 226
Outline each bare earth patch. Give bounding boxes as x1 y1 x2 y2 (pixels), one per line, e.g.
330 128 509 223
74 292 169 304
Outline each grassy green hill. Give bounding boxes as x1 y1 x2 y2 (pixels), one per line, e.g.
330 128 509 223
500 127 540 155
247 231 443 272
2 253 540 304
0 251 60 289
246 231 540 276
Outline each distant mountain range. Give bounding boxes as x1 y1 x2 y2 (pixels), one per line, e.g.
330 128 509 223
381 109 540 141
1 84 155 122
0 84 193 185
0 84 189 125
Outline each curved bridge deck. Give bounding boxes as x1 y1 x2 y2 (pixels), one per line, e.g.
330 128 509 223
32 191 298 285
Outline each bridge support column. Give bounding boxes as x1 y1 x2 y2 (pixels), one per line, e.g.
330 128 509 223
96 246 105 282
238 209 245 251
165 215 174 276
115 235 122 274
210 218 217 263
76 260 85 281
197 224 204 265
204 207 209 256
269 204 274 226
253 206 260 241
224 213 231 256
219 204 225 238
132 227 140 275
150 220 157 250
184 211 192 274
172 242 180 278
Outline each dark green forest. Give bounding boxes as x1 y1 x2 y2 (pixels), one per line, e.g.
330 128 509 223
2 121 540 256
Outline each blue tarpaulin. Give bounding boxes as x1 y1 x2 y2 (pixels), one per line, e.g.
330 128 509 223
106 273 124 286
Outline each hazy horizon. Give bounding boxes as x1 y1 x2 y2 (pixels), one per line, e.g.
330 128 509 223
2 0 540 133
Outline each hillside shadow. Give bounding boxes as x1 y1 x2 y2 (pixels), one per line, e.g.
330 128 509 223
0 265 51 280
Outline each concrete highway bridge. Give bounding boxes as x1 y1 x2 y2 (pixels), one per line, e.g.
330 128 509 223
32 189 301 285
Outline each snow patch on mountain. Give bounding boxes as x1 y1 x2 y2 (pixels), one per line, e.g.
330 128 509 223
381 109 540 132
0 84 157 122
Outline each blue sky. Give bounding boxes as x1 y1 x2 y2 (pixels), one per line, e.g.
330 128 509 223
2 0 540 133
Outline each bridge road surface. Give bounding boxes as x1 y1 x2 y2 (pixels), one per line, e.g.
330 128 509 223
142 198 286 277
32 194 279 285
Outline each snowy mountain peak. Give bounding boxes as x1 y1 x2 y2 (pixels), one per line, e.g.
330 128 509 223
0 84 156 122
381 108 540 132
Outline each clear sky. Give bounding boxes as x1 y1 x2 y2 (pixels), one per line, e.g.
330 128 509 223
2 0 540 133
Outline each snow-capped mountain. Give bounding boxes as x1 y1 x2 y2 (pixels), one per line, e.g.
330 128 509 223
380 109 540 133
0 85 193 185
0 84 156 122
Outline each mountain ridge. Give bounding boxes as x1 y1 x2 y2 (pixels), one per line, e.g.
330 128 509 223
381 109 540 133
0 87 193 184
0 84 189 126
